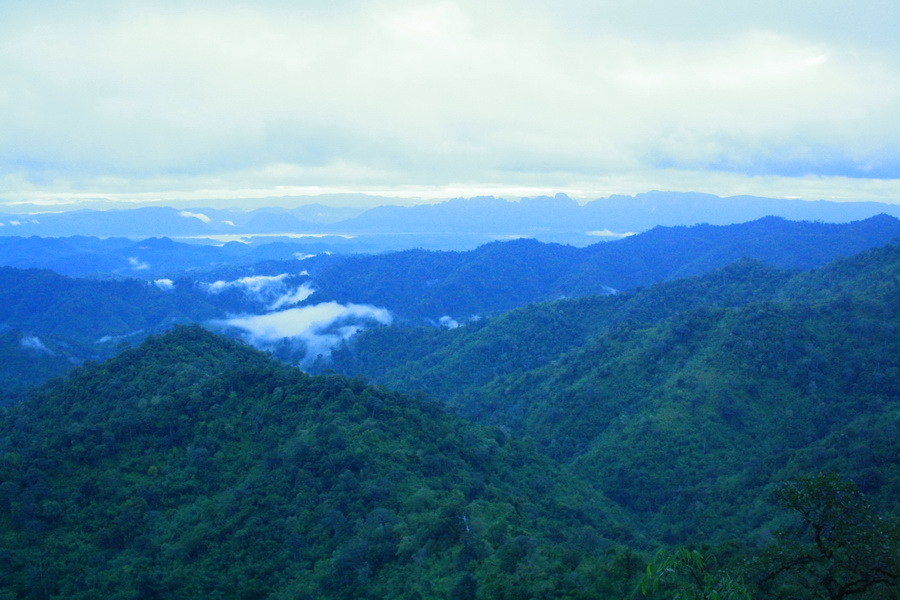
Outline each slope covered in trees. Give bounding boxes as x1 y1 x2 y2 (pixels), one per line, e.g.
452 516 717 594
1 321 896 599
0 267 225 402
0 326 643 599
305 215 900 321
323 243 900 546
1 244 898 597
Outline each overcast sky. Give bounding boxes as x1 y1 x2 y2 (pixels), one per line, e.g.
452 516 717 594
2 0 899 208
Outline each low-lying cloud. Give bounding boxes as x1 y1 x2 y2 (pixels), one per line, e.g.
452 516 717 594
201 272 314 310
204 273 290 295
294 252 322 261
269 283 316 310
20 334 53 355
438 316 460 329
179 210 211 223
214 302 392 366
128 256 149 270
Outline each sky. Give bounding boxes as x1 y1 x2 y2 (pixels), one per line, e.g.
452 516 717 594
2 0 900 209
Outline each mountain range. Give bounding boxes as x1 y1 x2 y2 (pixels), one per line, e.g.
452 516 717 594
304 214 900 321
1 224 898 598
3 215 900 401
3 192 900 252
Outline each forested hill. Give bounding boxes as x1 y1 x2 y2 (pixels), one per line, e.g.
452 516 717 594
0 326 640 599
1 261 898 597
0 267 223 398
322 242 900 544
305 214 900 321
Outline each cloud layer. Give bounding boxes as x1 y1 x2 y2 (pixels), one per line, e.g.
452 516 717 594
2 1 899 203
215 302 392 365
20 334 53 355
201 273 313 310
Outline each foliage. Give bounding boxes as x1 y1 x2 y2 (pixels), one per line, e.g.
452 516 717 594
753 474 900 600
641 548 752 600
0 266 224 396
308 215 900 322
0 326 639 599
4 215 899 396
2 221 900 597
325 243 900 545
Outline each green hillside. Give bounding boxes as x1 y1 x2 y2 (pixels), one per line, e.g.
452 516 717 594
306 215 900 321
323 244 900 548
2 240 899 598
0 326 644 599
0 267 224 401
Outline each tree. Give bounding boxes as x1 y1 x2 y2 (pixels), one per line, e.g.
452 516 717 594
641 547 752 600
757 473 899 600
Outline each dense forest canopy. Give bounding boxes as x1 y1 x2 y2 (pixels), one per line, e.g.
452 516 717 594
0 216 898 598
317 241 900 596
0 326 639 598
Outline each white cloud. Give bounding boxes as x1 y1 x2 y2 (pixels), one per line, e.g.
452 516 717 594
269 282 315 310
128 256 149 270
202 273 315 310
179 210 211 223
215 301 392 364
96 329 144 344
0 1 898 203
204 273 289 295
587 229 636 239
222 303 392 342
20 334 53 355
153 278 175 290
438 316 459 329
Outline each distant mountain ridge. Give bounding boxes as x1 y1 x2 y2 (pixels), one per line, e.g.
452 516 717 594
2 192 899 247
585 191 900 230
0 267 225 396
305 215 900 321
2 215 899 399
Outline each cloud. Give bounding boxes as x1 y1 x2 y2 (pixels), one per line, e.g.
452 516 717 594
438 316 459 329
153 278 175 290
203 273 289 295
96 330 145 345
202 273 315 310
269 282 315 310
0 1 899 202
20 334 54 355
586 229 636 239
179 210 211 223
128 256 149 270
214 301 392 365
